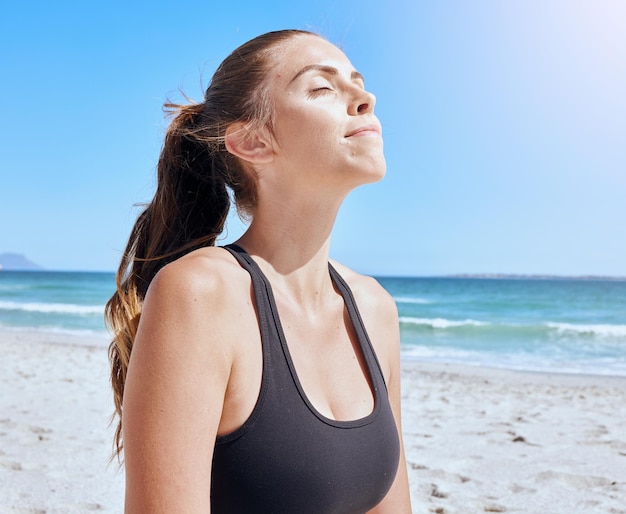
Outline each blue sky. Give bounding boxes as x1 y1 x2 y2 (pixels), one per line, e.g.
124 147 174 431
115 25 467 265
1 1 624 276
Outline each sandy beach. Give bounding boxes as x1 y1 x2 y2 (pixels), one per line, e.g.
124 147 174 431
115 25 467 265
401 361 626 513
1 329 625 513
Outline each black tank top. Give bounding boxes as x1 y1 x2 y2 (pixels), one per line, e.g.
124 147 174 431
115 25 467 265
211 244 400 513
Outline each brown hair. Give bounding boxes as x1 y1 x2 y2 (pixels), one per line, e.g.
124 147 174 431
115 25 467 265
105 29 318 459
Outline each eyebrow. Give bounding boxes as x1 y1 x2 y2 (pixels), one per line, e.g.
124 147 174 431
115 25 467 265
289 64 364 85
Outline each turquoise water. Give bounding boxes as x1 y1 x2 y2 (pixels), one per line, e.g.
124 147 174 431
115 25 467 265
1 271 625 375
0 271 114 334
378 276 626 375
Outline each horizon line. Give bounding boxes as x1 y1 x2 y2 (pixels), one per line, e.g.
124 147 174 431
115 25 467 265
2 267 625 281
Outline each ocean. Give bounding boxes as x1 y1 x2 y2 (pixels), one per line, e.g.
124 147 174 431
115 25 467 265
0 271 113 334
1 271 625 376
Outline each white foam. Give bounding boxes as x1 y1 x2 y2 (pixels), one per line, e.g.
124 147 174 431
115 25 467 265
0 301 104 315
393 297 433 304
399 317 489 329
546 322 626 338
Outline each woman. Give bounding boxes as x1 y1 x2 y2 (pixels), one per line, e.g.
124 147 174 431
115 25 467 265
106 29 412 513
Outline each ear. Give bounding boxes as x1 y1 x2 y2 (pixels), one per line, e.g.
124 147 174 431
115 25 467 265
224 122 274 165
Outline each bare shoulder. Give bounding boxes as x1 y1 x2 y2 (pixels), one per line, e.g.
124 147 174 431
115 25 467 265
329 260 398 322
134 245 253 369
148 245 248 304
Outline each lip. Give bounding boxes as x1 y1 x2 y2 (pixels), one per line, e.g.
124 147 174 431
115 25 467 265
345 124 382 138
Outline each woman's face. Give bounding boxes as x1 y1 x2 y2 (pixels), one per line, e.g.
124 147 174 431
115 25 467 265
264 35 386 191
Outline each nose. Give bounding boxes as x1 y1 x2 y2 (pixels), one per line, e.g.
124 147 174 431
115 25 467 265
349 88 376 116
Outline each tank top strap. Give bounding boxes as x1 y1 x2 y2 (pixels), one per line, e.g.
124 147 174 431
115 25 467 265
222 244 276 315
328 263 389 392
222 243 276 357
223 244 264 287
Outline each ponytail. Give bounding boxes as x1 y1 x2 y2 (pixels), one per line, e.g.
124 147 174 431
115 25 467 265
105 101 233 458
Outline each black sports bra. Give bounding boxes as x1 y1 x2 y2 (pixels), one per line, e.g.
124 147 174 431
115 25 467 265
211 244 400 513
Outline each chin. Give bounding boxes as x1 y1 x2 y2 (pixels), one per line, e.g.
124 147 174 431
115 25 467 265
345 166 386 191
362 156 387 184
338 153 387 188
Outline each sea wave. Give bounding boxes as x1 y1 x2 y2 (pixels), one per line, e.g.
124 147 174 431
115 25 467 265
393 297 433 305
399 317 489 329
546 322 626 338
399 317 626 339
0 301 104 315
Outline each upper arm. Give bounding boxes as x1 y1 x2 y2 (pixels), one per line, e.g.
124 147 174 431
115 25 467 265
345 274 412 513
368 325 412 513
122 259 233 513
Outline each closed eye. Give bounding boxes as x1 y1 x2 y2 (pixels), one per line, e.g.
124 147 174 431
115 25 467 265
309 86 333 94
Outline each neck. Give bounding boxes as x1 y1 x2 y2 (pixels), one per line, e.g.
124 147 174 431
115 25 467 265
236 190 346 308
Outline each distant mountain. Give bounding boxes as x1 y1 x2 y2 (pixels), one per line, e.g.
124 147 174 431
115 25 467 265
0 253 44 270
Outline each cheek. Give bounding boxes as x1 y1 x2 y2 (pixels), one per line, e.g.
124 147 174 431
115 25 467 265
285 121 339 155
272 103 344 158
